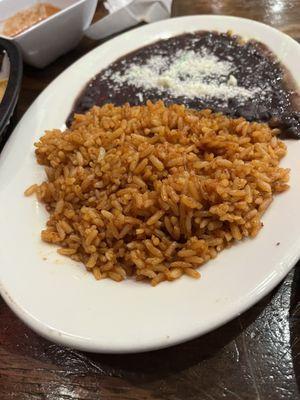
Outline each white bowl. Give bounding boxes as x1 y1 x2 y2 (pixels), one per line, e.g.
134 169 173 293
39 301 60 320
0 0 98 68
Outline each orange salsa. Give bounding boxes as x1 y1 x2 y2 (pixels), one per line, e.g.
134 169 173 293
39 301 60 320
2 3 60 37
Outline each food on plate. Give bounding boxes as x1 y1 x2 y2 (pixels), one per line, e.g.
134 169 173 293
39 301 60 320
25 101 290 285
70 31 300 139
0 79 7 102
2 3 60 37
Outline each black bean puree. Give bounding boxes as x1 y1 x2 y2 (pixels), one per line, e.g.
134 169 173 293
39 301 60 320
69 31 300 139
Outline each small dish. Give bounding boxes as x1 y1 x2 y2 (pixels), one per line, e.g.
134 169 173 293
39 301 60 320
0 38 22 148
0 16 300 353
0 0 98 68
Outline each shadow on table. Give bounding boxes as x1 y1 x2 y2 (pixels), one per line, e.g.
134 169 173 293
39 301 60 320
81 290 274 380
290 261 300 393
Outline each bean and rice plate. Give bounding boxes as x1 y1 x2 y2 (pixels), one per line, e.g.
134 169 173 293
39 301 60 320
25 101 290 285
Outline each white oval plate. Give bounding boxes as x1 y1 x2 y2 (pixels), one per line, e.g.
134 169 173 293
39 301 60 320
1 15 300 353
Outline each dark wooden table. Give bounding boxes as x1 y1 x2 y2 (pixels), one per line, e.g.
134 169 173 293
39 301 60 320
1 1 300 399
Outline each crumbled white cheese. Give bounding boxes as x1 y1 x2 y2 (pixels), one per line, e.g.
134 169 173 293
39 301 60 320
112 50 262 101
157 77 172 88
137 92 144 102
227 74 238 86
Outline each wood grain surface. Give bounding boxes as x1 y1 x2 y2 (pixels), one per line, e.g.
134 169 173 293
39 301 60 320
1 1 300 399
173 0 300 41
